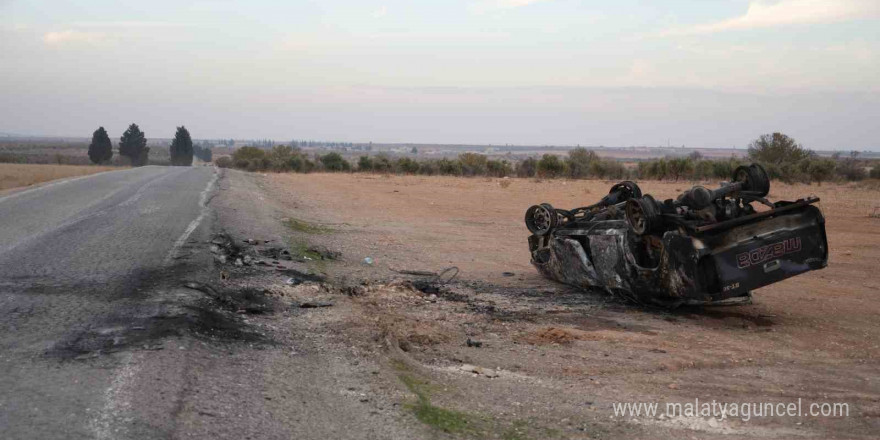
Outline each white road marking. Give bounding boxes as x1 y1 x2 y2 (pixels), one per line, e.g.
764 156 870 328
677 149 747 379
89 167 218 439
90 352 141 440
164 167 219 264
0 168 179 256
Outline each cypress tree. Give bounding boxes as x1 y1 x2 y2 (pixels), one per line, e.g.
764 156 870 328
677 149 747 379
87 126 113 164
169 126 194 166
119 123 149 166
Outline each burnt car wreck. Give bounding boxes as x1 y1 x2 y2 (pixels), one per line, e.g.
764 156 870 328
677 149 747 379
525 164 828 306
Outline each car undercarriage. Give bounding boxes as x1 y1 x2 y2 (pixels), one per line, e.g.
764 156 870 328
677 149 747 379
525 164 829 306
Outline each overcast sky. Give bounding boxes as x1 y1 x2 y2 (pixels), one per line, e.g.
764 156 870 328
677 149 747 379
1 0 878 149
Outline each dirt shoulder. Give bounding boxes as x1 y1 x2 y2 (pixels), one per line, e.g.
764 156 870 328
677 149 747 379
241 171 879 439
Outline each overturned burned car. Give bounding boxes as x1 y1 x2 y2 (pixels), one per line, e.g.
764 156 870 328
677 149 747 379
525 164 828 306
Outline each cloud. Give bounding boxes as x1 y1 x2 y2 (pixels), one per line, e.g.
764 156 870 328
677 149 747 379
624 59 657 83
70 21 193 28
371 6 388 18
43 30 107 45
41 22 192 46
661 0 880 36
469 0 551 14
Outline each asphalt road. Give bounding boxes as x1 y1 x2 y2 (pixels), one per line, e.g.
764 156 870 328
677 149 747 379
0 166 218 439
0 166 419 440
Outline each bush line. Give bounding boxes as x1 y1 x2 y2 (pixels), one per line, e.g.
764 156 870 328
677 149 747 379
219 143 878 184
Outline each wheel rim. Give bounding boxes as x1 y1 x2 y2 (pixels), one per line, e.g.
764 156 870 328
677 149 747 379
525 204 557 236
625 199 647 235
532 207 552 231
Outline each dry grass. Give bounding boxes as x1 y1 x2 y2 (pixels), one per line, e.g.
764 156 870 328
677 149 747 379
0 163 118 192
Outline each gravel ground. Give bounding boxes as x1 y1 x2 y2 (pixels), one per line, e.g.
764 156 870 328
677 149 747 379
242 171 880 439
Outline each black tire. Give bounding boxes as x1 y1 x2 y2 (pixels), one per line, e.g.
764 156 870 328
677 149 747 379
525 203 558 236
625 195 660 236
609 181 642 201
733 164 770 197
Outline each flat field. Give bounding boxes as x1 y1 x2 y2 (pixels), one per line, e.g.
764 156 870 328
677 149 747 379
0 163 117 192
255 172 879 439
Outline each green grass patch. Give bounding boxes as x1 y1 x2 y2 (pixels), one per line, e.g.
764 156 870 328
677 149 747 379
390 358 410 372
286 237 328 273
289 238 323 261
411 401 475 434
396 369 557 439
283 217 333 234
400 374 477 435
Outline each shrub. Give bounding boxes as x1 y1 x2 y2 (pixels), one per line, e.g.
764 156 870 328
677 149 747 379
267 145 297 171
303 157 316 173
458 153 487 176
486 159 512 177
636 157 746 181
537 154 565 178
667 157 694 181
692 160 714 181
638 158 668 180
636 161 652 179
396 157 421 174
748 133 812 165
593 159 627 180
232 146 269 171
215 156 233 168
418 160 439 175
835 151 866 181
319 152 351 172
805 158 836 185
517 157 537 177
711 158 741 180
357 156 373 171
650 158 669 180
286 155 305 172
566 147 599 178
372 154 393 173
437 158 462 176
746 132 816 182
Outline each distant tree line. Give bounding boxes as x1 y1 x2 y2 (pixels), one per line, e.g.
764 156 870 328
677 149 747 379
290 140 372 151
216 133 878 184
86 124 203 167
217 145 662 180
630 133 873 184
